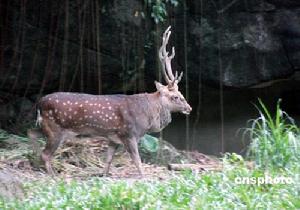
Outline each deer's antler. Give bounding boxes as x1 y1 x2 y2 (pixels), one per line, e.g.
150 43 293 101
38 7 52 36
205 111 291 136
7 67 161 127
158 26 183 88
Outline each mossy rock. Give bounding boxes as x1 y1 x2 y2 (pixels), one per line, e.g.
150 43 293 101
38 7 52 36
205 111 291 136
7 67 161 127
139 135 190 165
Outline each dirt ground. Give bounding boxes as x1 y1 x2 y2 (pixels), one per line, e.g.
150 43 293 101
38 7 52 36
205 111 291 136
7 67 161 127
0 135 221 199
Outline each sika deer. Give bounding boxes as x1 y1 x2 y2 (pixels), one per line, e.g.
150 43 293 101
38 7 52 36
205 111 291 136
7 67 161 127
28 26 192 176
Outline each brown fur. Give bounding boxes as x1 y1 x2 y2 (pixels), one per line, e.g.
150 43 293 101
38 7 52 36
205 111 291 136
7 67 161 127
29 89 191 175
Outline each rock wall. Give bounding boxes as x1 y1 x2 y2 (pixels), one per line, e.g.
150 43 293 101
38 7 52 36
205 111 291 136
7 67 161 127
1 0 300 93
0 0 299 152
185 0 300 87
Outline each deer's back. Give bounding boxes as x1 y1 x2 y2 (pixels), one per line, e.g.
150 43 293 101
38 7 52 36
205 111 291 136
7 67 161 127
38 92 131 136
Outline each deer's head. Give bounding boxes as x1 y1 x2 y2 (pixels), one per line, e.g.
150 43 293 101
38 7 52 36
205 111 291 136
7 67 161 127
156 26 192 115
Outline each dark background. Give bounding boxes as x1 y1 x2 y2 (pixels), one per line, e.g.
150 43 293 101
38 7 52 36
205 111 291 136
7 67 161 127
0 0 299 155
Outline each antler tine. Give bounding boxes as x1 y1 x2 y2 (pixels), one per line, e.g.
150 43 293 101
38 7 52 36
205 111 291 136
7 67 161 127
163 30 171 56
159 26 184 86
175 72 183 84
175 71 178 79
170 46 175 59
162 27 175 81
159 27 172 84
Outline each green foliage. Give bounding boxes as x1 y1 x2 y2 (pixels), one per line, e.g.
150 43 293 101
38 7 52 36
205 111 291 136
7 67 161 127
0 129 29 143
145 0 179 23
223 152 244 165
1 165 299 209
139 134 159 153
245 99 300 170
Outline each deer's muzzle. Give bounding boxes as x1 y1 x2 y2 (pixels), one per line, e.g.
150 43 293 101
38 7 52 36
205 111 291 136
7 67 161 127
182 104 192 115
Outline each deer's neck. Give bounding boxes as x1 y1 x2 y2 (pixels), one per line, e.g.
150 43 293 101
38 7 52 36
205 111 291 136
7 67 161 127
146 92 172 132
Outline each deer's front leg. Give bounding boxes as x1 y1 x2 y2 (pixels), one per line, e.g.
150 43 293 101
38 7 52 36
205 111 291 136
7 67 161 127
125 137 143 176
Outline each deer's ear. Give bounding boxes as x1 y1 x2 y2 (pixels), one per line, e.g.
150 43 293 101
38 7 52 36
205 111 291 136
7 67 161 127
154 81 164 92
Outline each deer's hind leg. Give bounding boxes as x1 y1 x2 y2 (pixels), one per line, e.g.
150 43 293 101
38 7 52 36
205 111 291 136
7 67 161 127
103 142 119 176
27 128 44 155
104 134 121 176
41 121 64 175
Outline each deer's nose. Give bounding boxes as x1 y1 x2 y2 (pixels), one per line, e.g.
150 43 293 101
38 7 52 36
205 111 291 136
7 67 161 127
183 104 192 114
187 104 192 112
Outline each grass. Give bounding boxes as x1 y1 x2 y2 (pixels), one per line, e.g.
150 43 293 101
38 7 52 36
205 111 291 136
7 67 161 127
1 99 300 209
245 99 300 170
0 129 29 143
0 164 299 209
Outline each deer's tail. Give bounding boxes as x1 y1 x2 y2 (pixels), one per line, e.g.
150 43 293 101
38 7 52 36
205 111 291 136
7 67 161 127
36 109 43 127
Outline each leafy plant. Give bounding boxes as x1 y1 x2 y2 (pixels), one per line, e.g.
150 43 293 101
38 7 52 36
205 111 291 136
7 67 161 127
145 0 179 23
139 134 159 153
245 99 300 169
223 152 244 165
